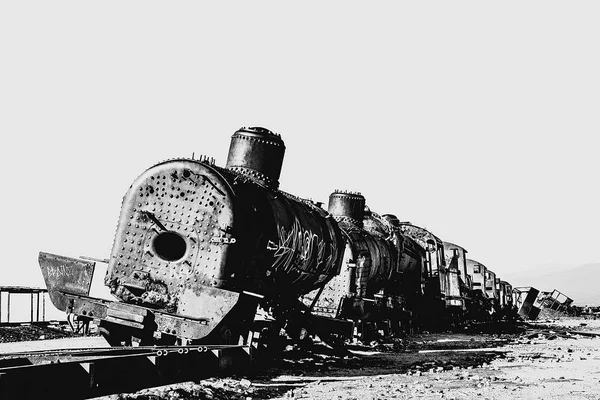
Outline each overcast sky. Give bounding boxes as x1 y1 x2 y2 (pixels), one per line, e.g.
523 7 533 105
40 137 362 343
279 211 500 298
1 1 598 305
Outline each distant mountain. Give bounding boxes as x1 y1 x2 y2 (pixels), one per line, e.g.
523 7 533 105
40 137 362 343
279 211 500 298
508 263 600 306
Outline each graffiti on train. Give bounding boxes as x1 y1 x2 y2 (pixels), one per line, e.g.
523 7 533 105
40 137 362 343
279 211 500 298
268 219 337 274
46 263 92 291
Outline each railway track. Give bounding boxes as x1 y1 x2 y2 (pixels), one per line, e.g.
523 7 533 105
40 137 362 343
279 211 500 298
0 342 253 399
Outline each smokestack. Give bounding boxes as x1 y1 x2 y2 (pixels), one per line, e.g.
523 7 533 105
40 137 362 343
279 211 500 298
226 127 286 189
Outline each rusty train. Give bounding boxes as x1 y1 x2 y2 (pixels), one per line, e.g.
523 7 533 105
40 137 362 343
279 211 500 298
39 127 514 348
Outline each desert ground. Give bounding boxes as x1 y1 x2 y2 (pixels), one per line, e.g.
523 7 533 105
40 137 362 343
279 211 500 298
78 317 600 400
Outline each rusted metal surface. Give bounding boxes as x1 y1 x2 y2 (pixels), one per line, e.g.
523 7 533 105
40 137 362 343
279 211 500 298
383 220 425 299
498 280 514 308
538 289 573 312
38 252 95 312
440 255 464 308
105 159 237 321
328 191 366 225
62 291 240 342
105 135 343 314
303 193 414 333
396 236 424 277
301 241 356 320
263 189 344 292
399 225 468 311
514 287 541 320
397 222 445 277
484 268 498 303
339 220 395 298
35 127 344 344
225 127 285 189
37 125 554 347
301 224 378 322
442 241 469 287
467 259 487 296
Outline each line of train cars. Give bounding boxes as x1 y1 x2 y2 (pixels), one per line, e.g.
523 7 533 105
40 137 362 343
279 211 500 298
39 127 515 348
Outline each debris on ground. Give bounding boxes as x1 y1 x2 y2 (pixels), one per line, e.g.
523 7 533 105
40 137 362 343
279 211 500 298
0 323 82 343
15 317 600 399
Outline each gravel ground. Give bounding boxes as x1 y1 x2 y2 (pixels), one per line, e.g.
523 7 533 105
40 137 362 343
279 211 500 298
0 334 107 353
0 322 106 353
94 318 600 400
5 318 598 399
0 323 82 343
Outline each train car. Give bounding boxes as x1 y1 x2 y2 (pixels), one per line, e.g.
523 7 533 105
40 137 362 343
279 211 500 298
441 241 469 311
39 127 346 346
513 286 541 320
465 259 494 320
466 259 487 295
364 209 425 336
394 223 457 329
498 280 514 309
379 216 426 321
484 268 499 305
538 289 573 312
301 192 425 341
36 125 540 347
395 222 445 280
442 243 469 286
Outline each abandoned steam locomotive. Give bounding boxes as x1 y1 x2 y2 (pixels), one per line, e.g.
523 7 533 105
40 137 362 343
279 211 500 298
39 127 512 347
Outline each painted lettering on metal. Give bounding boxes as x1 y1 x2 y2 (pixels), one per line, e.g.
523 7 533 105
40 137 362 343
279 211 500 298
269 219 337 274
46 263 92 289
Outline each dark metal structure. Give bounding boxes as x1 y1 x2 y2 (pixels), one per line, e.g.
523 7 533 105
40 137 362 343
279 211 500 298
538 289 573 313
0 286 47 324
0 343 251 399
514 286 541 320
36 125 568 349
304 194 428 339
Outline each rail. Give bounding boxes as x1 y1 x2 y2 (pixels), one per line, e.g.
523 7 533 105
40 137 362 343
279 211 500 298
0 343 252 399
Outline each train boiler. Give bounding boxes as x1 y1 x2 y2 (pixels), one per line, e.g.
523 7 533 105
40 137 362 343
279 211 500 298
39 127 344 346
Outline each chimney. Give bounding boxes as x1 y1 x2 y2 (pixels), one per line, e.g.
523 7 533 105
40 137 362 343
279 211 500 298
226 127 285 189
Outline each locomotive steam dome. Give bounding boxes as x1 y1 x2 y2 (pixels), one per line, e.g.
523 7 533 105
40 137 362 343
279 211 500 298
225 127 286 189
328 190 366 226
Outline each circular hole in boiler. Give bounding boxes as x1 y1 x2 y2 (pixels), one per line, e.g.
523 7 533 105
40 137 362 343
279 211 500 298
153 231 187 262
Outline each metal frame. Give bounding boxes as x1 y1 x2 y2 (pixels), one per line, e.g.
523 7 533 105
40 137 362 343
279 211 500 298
0 286 47 324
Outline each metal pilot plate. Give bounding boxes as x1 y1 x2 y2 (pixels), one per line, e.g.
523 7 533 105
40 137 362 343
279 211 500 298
38 252 95 311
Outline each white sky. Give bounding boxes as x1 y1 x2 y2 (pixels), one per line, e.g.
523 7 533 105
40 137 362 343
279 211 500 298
1 1 598 304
